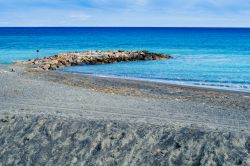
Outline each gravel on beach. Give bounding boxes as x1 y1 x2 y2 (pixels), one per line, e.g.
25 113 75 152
1 64 250 165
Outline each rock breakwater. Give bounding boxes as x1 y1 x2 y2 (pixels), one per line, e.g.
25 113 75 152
18 50 171 70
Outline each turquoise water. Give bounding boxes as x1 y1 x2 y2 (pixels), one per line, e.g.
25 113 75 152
1 27 250 91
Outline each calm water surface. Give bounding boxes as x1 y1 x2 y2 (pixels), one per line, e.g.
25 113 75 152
0 27 250 92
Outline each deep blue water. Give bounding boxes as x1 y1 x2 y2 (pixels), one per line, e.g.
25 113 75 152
1 27 250 91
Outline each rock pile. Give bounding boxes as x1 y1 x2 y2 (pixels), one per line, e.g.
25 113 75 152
19 50 172 70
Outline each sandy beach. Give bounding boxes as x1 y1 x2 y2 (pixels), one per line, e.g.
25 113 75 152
1 64 250 165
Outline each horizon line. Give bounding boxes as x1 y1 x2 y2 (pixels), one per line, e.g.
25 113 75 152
1 26 250 28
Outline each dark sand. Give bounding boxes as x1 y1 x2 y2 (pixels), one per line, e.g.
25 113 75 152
1 64 250 165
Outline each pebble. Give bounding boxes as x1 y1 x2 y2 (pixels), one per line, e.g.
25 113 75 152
0 70 8 74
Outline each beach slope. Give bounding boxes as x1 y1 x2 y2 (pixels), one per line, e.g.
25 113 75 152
1 64 250 165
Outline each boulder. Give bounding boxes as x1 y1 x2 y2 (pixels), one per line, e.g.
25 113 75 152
41 64 51 70
15 61 22 65
20 50 171 71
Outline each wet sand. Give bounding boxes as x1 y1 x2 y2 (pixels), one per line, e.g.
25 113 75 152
1 64 250 165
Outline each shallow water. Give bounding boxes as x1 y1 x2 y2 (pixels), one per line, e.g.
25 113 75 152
1 27 250 91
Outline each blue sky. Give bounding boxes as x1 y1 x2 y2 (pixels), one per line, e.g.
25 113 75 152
0 0 250 27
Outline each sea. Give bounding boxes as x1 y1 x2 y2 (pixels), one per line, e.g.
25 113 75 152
0 27 250 92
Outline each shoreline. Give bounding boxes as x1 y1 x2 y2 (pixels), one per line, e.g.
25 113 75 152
5 60 250 94
24 66 250 111
3 63 250 110
58 70 250 94
14 49 250 94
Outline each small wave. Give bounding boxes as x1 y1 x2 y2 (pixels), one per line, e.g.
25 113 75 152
59 71 250 93
193 82 250 89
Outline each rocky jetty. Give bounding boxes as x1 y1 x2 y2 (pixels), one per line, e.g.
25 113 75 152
19 50 171 70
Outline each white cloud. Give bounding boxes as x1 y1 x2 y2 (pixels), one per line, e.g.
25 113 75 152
0 21 9 25
0 0 250 26
69 13 91 21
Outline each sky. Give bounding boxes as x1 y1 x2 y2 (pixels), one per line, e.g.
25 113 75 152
0 0 250 27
